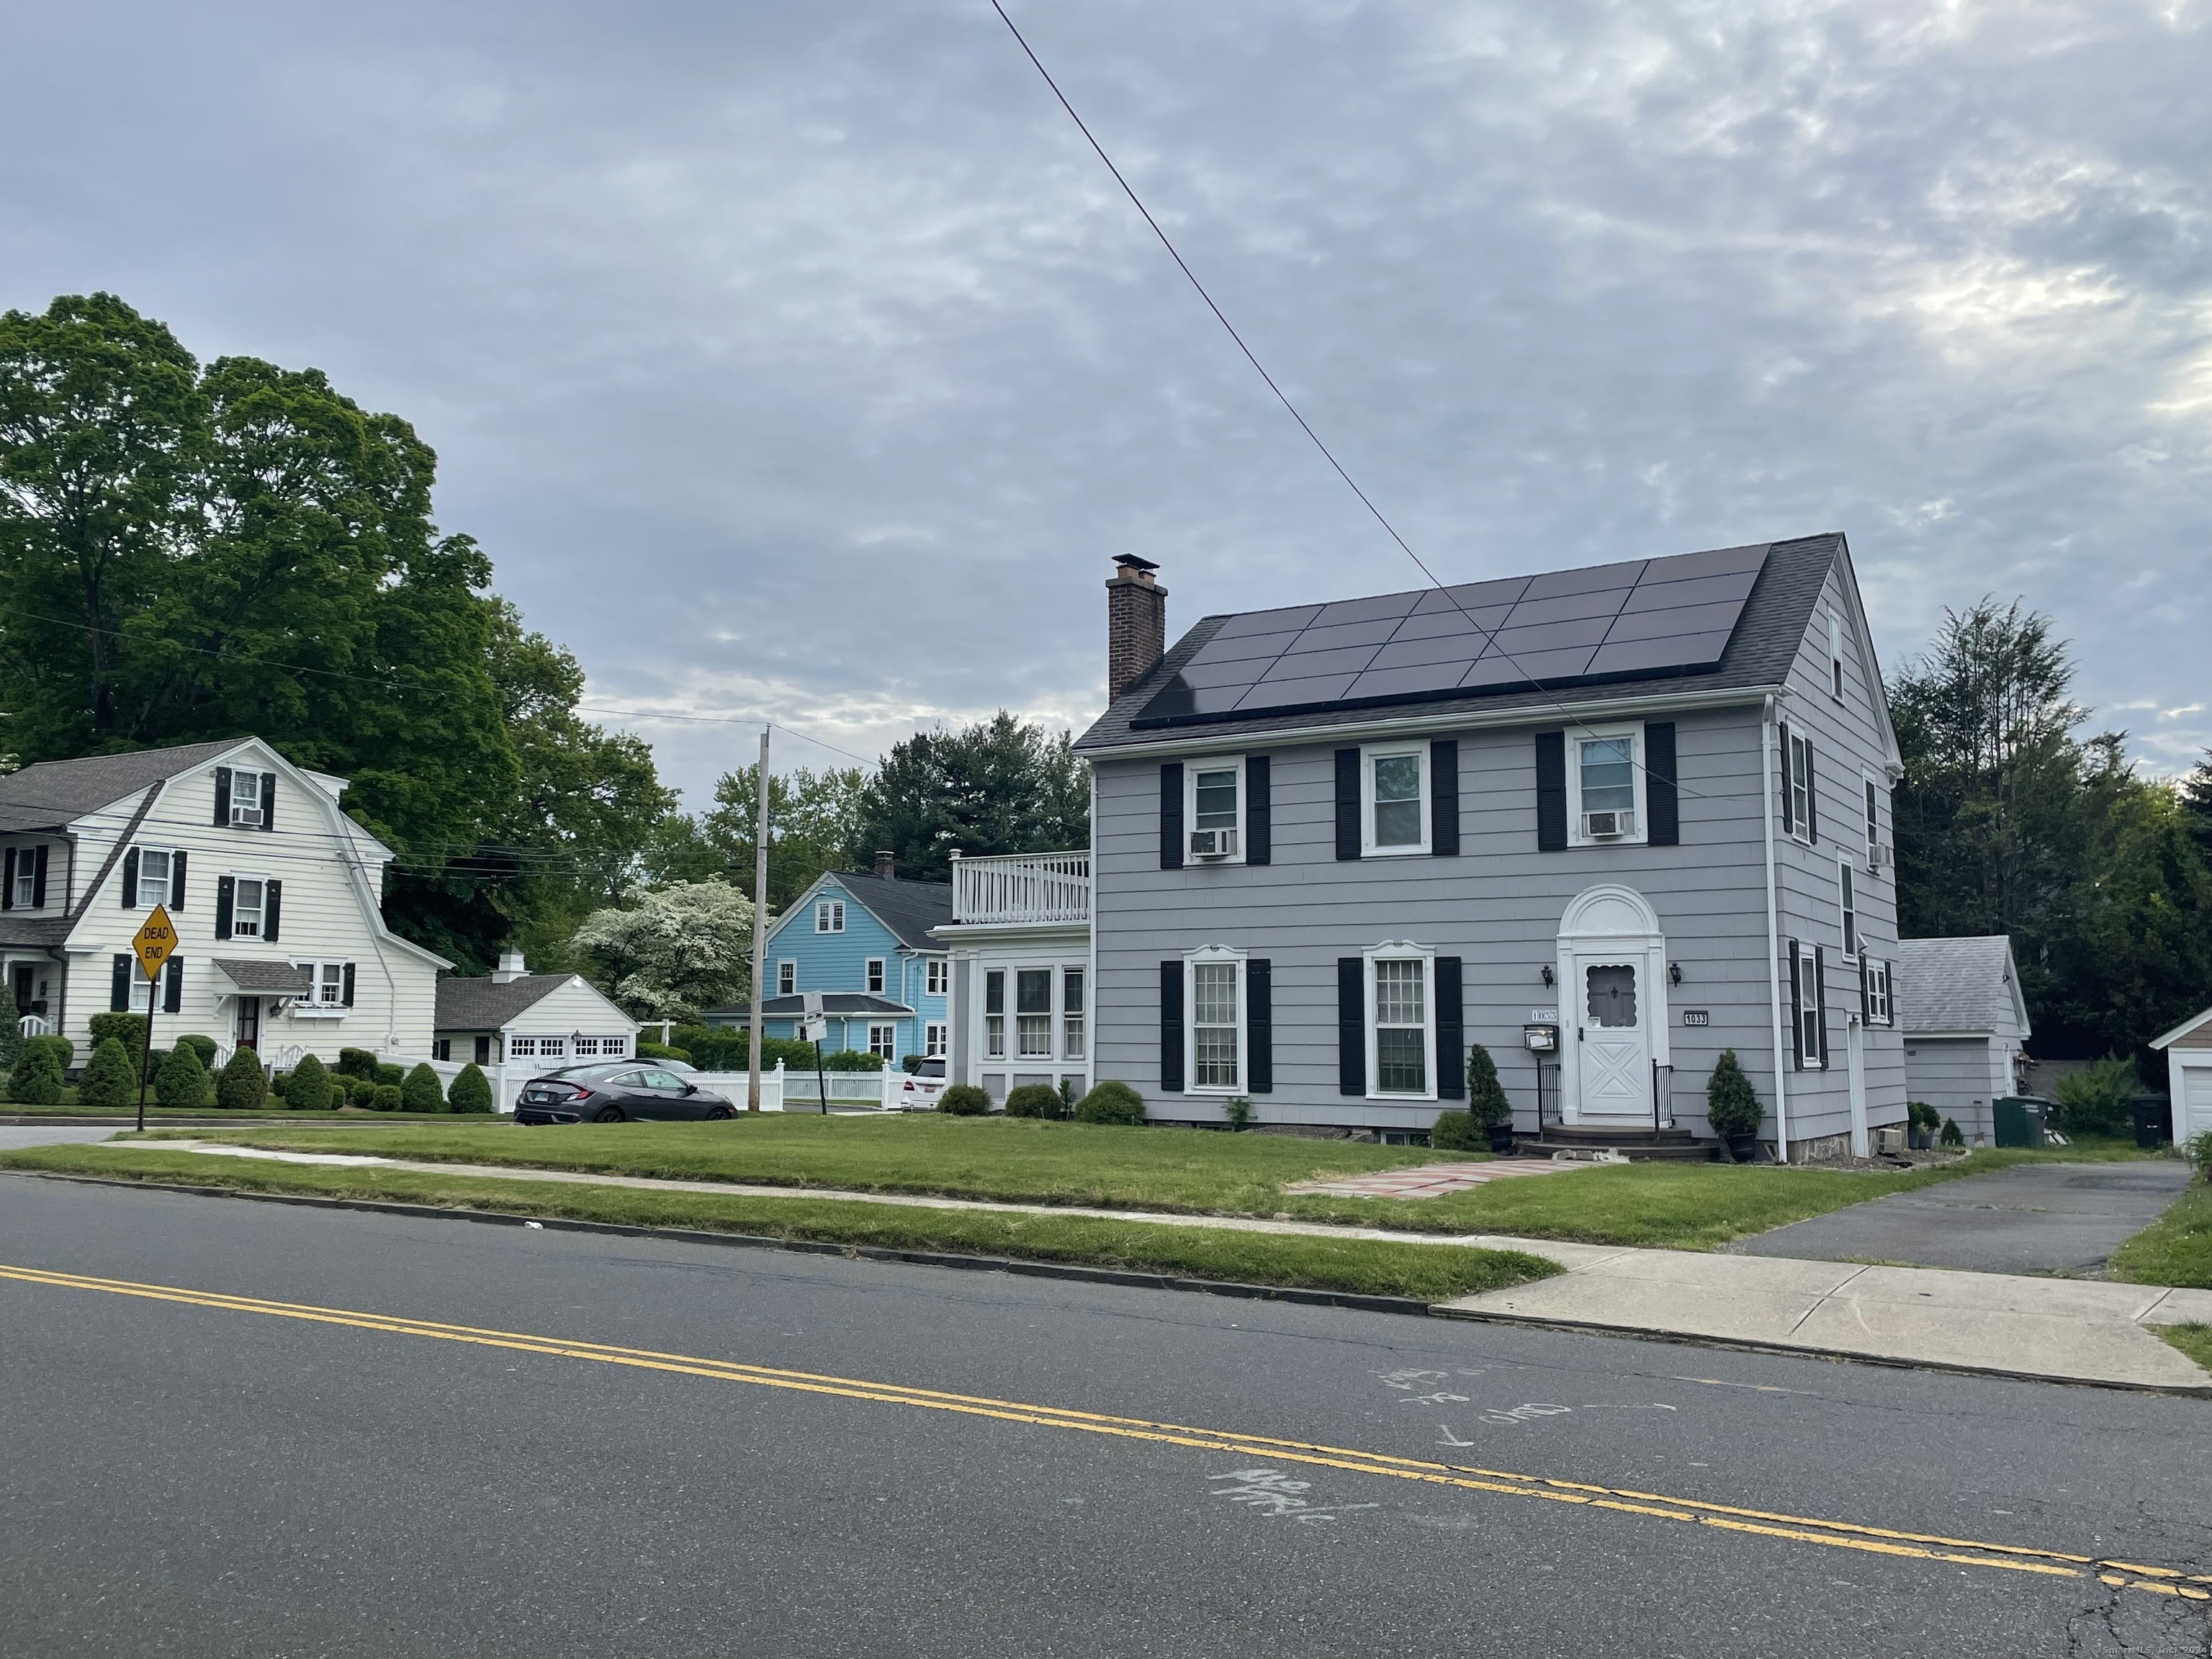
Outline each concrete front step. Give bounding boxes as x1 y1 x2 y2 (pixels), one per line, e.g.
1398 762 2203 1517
1516 1126 1719 1163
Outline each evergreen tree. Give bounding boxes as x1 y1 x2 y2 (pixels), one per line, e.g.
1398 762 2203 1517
215 1046 267 1109
1465 1042 1511 1128
448 1062 494 1115
8 1043 64 1106
75 1038 138 1108
153 1042 208 1109
285 1052 333 1112
1704 1050 1762 1139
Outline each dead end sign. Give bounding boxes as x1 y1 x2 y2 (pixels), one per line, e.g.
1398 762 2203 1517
132 906 178 979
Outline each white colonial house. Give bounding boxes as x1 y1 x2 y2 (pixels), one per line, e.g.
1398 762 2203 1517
931 849 1094 1105
433 950 637 1069
0 737 447 1069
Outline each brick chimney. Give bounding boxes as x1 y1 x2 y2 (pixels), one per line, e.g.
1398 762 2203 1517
873 850 896 881
1107 554 1167 703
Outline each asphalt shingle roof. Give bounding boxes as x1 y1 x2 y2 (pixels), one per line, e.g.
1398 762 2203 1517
1075 534 1843 752
816 871 953 951
214 958 315 994
1897 936 2030 1038
434 974 575 1032
0 739 248 835
704 993 915 1020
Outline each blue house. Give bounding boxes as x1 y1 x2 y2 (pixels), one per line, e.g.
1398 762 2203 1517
706 858 953 1064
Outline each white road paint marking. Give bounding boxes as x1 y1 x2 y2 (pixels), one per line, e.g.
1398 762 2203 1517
1208 1469 1382 1526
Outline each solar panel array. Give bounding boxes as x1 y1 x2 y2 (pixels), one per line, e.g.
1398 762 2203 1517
1135 542 1771 727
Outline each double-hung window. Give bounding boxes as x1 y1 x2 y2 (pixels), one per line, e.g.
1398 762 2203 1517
1188 761 1243 860
1368 953 1434 1097
777 961 796 996
924 1022 948 1060
289 960 349 1013
135 848 176 907
1864 779 1881 871
1189 957 1242 1091
1786 734 1814 842
229 770 264 828
867 1023 897 1060
815 899 844 933
925 958 948 997
1791 945 1825 1068
1568 724 1646 845
1363 747 1429 855
1838 860 1858 959
1015 968 1053 1058
232 876 267 939
10 856 35 909
865 958 885 994
1061 968 1086 1061
984 970 1006 1058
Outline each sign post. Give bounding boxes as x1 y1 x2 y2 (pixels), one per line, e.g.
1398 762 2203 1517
130 906 179 1134
801 992 829 1115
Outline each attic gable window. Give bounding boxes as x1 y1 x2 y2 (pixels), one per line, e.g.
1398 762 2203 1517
815 899 845 933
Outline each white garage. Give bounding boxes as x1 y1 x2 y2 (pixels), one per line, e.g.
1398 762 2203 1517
2152 1004 2212 1146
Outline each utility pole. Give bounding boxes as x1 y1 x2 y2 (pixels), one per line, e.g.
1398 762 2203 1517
746 726 771 1112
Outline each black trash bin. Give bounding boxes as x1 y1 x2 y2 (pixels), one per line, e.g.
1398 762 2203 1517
2129 1094 2172 1150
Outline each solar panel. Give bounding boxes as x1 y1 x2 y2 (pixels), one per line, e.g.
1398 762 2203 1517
1134 542 1768 728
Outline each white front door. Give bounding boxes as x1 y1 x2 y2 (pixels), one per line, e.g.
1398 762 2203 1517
1573 956 1651 1120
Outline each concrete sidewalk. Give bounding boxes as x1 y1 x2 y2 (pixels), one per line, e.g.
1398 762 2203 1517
86 1139 2212 1395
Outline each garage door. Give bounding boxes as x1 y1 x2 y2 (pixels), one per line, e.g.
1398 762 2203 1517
2182 1061 2212 1143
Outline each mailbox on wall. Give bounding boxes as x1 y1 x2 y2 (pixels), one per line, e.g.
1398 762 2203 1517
1522 1023 1559 1054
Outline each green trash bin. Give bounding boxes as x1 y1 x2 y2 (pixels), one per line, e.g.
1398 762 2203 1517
2129 1094 2172 1149
1993 1097 2046 1149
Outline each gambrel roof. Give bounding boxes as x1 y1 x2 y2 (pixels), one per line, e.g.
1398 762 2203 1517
0 739 243 835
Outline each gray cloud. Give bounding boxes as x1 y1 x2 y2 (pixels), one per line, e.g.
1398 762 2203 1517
4 0 2207 796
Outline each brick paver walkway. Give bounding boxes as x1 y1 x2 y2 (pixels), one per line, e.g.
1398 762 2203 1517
1285 1161 1571 1199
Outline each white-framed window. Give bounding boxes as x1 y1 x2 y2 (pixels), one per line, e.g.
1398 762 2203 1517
511 1035 568 1059
777 961 796 996
1838 860 1858 959
925 958 948 997
1567 723 1648 846
868 1022 897 1059
134 846 176 907
232 875 269 938
1791 945 1824 1069
984 968 1006 1058
1364 944 1437 1100
1863 777 1881 872
1362 745 1429 856
573 1036 603 1058
10 854 35 909
1866 959 1893 1027
1184 947 1245 1093
125 969 156 1014
865 958 885 994
287 959 349 1014
1187 757 1245 862
815 899 844 933
229 769 264 827
1828 610 1845 701
1015 968 1053 1058
925 1021 948 1059
1786 733 1814 843
1062 967 1086 1061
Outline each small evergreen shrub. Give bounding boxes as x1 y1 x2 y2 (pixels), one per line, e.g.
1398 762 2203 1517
448 1062 494 1115
2186 1129 2212 1183
75 1038 139 1107
7 1042 64 1106
215 1046 268 1110
375 1063 403 1088
1704 1049 1762 1140
1222 1096 1254 1130
937 1083 990 1116
176 1033 217 1069
1940 1116 1964 1147
637 1041 692 1064
153 1042 209 1108
336 1047 380 1081
1465 1043 1511 1129
371 1084 403 1112
0 1000 19 1072
820 1048 884 1072
88 1012 150 1054
1429 1109 1480 1151
287 1053 334 1112
400 1063 446 1113
268 1069 290 1098
346 1076 378 1107
1907 1100 1941 1133
1058 1077 1079 1118
2054 1057 2137 1137
1003 1083 1060 1119
1073 1080 1146 1126
24 1033 73 1073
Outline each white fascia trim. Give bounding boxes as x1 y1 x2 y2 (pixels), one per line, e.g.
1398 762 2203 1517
1082 684 1777 761
1826 537 1905 773
1903 1029 2004 1041
2150 1006 2212 1051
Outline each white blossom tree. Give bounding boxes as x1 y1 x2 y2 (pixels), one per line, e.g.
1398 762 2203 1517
568 881 755 1022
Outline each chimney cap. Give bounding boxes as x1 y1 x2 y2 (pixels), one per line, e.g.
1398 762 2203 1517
1113 554 1160 572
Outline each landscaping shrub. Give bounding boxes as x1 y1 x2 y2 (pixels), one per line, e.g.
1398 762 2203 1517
400 1063 446 1113
346 1076 378 1107
1907 1100 1941 1133
1704 1049 1762 1139
902 1053 925 1075
153 1042 208 1108
286 1053 333 1112
75 1038 139 1108
1430 1110 1480 1151
1222 1096 1254 1130
1941 1117 1965 1147
376 1063 403 1088
670 1025 749 1071
371 1084 403 1112
937 1084 990 1116
637 1041 692 1064
448 1063 495 1115
1003 1083 1059 1119
1465 1043 1511 1129
215 1046 268 1110
7 1042 64 1106
821 1048 884 1072
1058 1078 1079 1118
23 1033 73 1073
2055 1057 2137 1137
176 1033 217 1069
336 1047 380 1082
88 1012 150 1054
268 1069 289 1098
1073 1080 1146 1126
0 1000 19 1071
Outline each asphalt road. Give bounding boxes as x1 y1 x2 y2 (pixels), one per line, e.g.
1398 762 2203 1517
3 1174 2208 1659
1735 1161 2194 1274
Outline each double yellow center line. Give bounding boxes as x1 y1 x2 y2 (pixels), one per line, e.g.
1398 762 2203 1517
4 1261 2207 1602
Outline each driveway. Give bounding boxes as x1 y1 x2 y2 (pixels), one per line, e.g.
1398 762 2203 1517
0 1126 122 1152
1732 1160 2193 1275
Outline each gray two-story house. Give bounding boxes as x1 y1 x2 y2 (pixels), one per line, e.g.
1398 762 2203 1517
1074 537 1907 1162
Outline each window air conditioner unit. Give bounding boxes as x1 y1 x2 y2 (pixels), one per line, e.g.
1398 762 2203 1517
1869 842 1893 869
1581 809 1634 840
230 805 263 828
1189 827 1238 860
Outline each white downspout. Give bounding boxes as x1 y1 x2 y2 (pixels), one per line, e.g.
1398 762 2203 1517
1087 763 1099 1097
1761 694 1791 1164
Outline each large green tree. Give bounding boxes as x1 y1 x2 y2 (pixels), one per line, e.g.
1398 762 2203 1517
850 712 1088 881
647 760 868 911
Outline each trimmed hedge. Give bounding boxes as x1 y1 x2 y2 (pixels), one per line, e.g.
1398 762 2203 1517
76 1038 140 1108
1429 1110 1480 1151
337 1048 380 1081
287 1053 334 1112
449 1063 495 1115
215 1046 267 1110
937 1084 990 1116
1073 1081 1145 1126
1003 1083 1060 1119
176 1033 217 1069
371 1084 403 1112
400 1063 446 1114
345 1076 378 1107
154 1042 209 1108
8 1042 65 1106
88 1012 150 1055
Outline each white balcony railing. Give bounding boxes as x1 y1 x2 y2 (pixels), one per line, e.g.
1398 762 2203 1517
951 850 1090 925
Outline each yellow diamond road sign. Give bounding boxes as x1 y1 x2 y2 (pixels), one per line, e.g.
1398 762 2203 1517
133 906 178 979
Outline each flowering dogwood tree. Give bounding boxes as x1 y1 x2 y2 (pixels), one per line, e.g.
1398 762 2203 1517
569 881 755 1022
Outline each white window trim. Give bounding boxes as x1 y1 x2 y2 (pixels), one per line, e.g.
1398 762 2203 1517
1827 609 1846 701
925 958 948 997
1565 721 1650 848
776 960 796 996
133 844 178 908
1012 965 1058 1060
1786 733 1815 845
287 958 351 1019
924 1021 948 1059
230 871 271 939
1862 772 1882 876
1838 857 1859 963
866 1022 898 1059
1794 944 1825 1071
815 899 844 933
864 957 886 994
1183 945 1247 1095
1363 939 1438 1103
1184 756 1247 866
1061 966 1086 1061
228 768 265 828
984 968 1007 1059
1361 743 1431 858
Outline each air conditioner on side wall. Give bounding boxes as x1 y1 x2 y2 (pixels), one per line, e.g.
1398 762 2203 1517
1869 842 1894 869
1581 809 1635 840
230 805 263 828
1190 827 1238 860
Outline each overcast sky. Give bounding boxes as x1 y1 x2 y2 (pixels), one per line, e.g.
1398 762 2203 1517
6 0 2208 802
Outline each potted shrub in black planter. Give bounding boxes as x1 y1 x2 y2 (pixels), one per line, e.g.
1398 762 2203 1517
1705 1048 1763 1163
1907 1100 1940 1151
1467 1043 1515 1154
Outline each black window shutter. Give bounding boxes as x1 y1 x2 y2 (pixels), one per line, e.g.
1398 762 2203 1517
170 850 187 907
1334 749 1360 860
30 846 48 908
1 848 13 910
1159 763 1184 870
1885 959 1897 1027
1435 956 1465 1100
1337 957 1365 1095
1804 745 1817 842
1247 958 1272 1093
121 848 140 909
1645 721 1679 846
1858 955 1871 1024
1159 961 1184 1092
264 879 282 943
1777 724 1794 835
261 773 277 832
215 875 235 940
341 963 356 1007
1787 940 1804 1069
213 768 231 826
1535 732 1568 850
163 956 184 1015
1245 755 1271 865
1430 740 1460 856
110 954 132 1012
1814 945 1830 1066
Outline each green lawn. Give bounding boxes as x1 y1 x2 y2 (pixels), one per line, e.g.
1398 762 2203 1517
2110 1177 2212 1290
114 1115 2162 1251
2157 1324 2212 1372
0 1144 1555 1303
